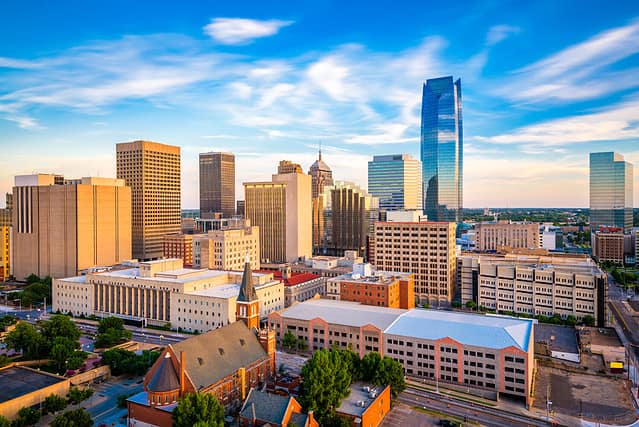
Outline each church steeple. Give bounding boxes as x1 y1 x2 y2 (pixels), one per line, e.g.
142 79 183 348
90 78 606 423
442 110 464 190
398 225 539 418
236 253 259 329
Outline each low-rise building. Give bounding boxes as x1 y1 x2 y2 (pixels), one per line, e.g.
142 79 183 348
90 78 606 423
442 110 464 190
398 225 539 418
336 383 390 427
238 388 318 427
52 258 283 333
163 233 194 267
0 366 70 421
127 321 276 426
193 224 260 270
268 299 535 406
263 251 363 279
458 253 607 326
326 263 415 309
592 230 624 264
475 221 540 252
257 266 324 307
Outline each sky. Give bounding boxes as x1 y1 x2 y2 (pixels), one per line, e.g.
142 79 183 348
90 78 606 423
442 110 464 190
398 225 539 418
1 0 639 209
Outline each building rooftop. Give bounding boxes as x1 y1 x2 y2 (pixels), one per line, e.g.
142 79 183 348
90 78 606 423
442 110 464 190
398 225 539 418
239 388 292 425
256 270 321 286
337 382 387 418
278 299 406 330
385 310 534 352
332 271 412 285
463 253 603 276
187 284 242 299
534 324 579 355
0 367 67 403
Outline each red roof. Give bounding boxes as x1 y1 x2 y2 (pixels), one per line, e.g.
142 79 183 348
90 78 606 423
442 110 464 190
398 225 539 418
255 270 321 286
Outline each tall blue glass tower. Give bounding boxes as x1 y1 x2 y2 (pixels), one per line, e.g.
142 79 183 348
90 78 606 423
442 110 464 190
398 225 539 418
420 76 463 223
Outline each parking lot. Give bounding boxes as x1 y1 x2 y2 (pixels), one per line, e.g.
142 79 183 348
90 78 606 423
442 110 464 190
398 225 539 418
380 402 441 427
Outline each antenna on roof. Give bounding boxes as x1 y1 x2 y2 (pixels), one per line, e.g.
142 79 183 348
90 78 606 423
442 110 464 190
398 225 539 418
318 140 322 161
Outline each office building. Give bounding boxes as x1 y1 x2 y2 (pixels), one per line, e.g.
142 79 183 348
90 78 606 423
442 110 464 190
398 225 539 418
236 200 245 217
199 152 235 218
0 193 11 227
0 226 10 281
368 154 422 211
421 76 463 223
12 174 131 279
127 321 276 426
309 147 334 199
244 167 312 263
117 140 181 261
373 221 457 306
163 233 194 267
592 229 625 264
315 181 379 259
193 223 260 270
475 221 540 252
458 253 607 326
268 299 534 406
590 152 634 232
326 263 415 309
52 258 283 332
277 160 303 175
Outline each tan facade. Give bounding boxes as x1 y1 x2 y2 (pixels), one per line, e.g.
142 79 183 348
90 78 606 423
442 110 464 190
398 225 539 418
163 233 193 266
475 221 540 252
0 226 10 281
117 140 181 261
244 170 312 263
458 254 607 326
194 225 260 270
52 259 283 332
592 232 624 264
12 175 131 280
373 221 457 305
277 160 303 174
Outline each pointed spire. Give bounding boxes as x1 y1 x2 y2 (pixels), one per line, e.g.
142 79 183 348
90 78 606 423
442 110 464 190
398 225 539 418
238 253 257 302
318 141 322 161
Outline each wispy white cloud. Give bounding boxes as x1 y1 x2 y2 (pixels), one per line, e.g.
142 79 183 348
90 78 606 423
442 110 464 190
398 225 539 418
474 94 639 147
203 18 293 45
498 19 639 103
486 25 520 46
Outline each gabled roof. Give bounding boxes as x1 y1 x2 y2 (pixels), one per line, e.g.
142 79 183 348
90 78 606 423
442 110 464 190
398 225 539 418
147 353 180 392
384 310 534 352
168 322 267 390
239 389 291 425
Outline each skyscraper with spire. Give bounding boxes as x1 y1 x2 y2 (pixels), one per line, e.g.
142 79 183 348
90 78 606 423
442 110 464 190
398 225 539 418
309 145 334 253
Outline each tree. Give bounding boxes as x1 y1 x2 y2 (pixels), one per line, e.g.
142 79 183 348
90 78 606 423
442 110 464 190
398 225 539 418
360 352 405 398
0 315 17 331
40 315 80 343
0 415 9 427
565 315 578 327
12 407 40 427
582 315 595 327
4 322 47 359
299 349 351 423
297 337 308 352
172 392 224 427
101 348 160 376
0 354 10 368
67 387 94 405
282 330 297 351
50 409 93 427
94 316 132 348
50 336 78 372
465 300 477 310
43 394 68 414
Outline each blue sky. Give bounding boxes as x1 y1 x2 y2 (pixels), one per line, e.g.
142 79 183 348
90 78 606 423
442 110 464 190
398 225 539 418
1 0 638 208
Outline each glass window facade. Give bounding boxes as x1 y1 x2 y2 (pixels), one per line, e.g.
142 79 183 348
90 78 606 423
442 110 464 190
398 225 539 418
589 152 633 232
420 76 463 223
368 154 422 211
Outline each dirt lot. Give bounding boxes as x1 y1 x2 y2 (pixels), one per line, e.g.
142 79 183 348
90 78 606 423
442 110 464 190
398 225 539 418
534 364 636 425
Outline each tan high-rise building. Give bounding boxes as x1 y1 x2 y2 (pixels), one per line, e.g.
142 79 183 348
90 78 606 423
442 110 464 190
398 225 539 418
199 152 235 218
475 221 540 252
0 226 10 281
373 221 456 306
244 168 312 263
117 141 181 261
0 193 11 228
308 148 334 199
194 223 260 270
12 174 132 279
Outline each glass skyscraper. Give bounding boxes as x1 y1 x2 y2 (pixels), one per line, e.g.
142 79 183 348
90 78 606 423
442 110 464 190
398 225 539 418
420 76 463 223
589 152 633 232
368 154 422 211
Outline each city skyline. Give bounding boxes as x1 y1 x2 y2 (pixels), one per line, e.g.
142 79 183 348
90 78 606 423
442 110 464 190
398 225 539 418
1 1 639 208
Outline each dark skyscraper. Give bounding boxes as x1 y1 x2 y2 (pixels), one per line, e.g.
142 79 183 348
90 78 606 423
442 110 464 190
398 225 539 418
199 152 235 218
420 76 463 223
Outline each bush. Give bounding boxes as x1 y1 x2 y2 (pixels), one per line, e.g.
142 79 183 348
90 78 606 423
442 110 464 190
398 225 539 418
43 393 68 414
50 409 93 427
12 407 40 427
67 387 94 405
